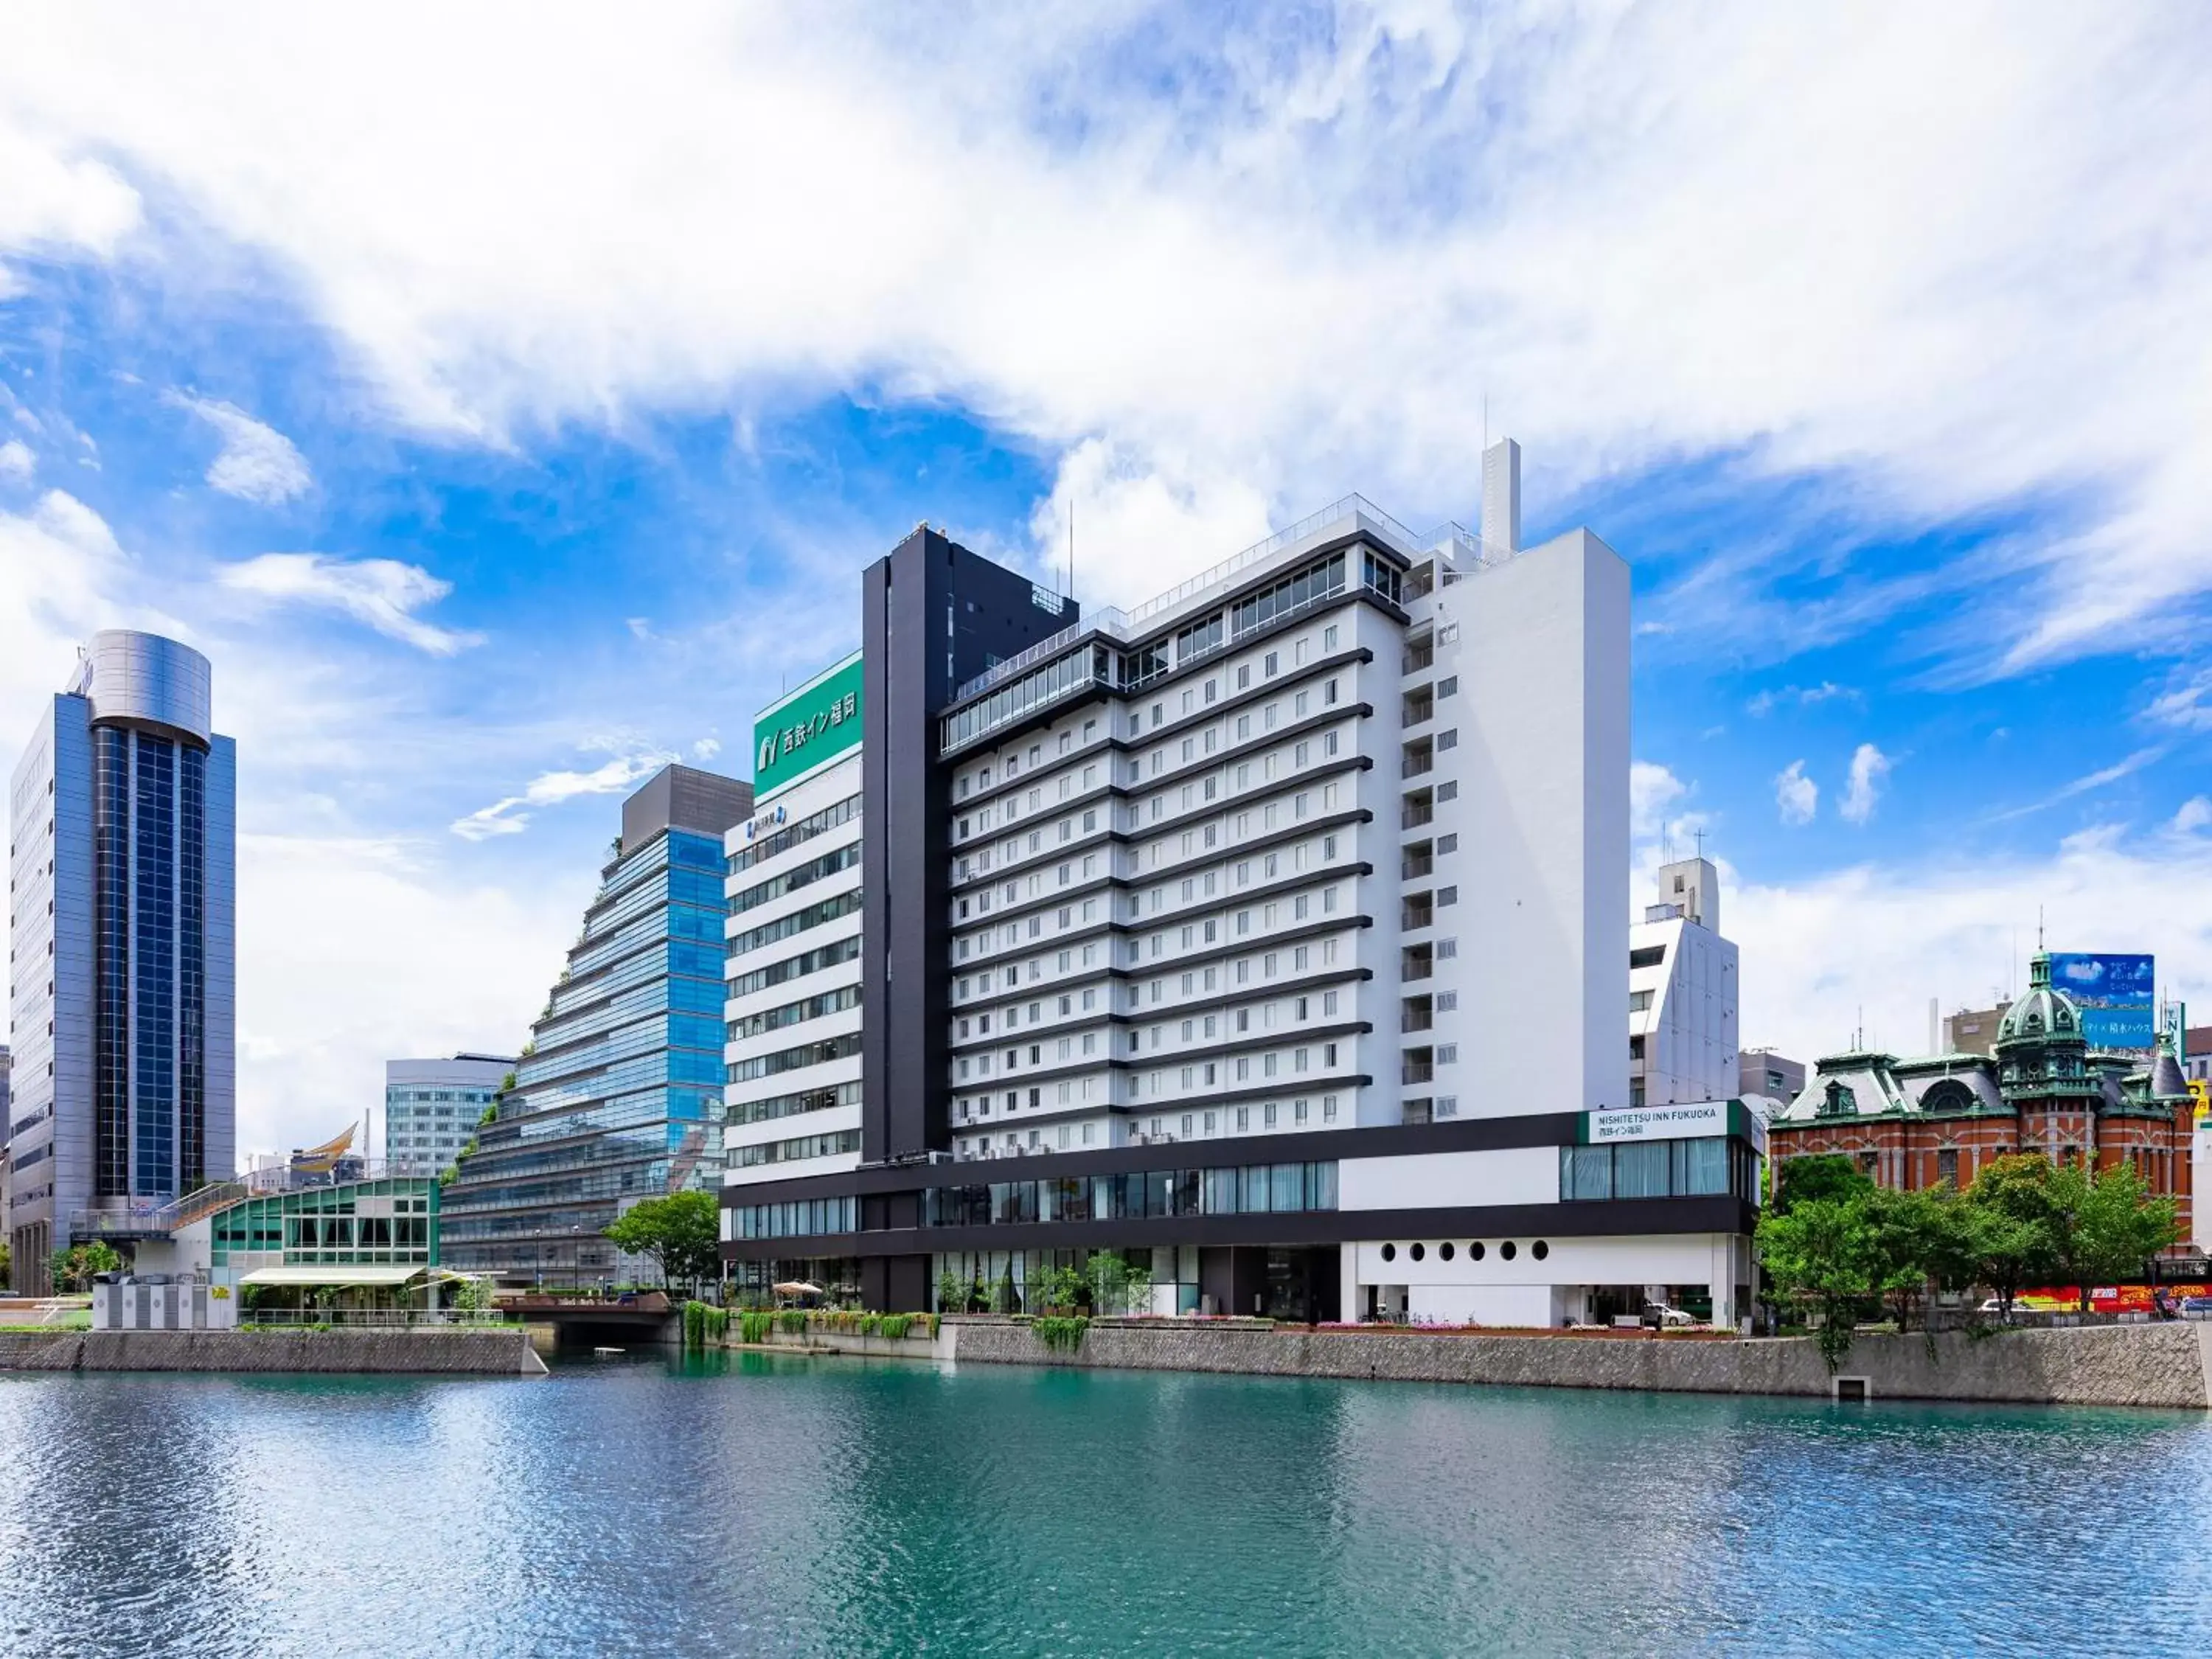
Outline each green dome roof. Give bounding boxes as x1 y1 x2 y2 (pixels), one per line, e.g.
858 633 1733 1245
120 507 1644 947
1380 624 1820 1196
1997 953 2082 1045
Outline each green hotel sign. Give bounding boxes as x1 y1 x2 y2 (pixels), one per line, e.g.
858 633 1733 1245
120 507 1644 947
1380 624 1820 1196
753 656 863 801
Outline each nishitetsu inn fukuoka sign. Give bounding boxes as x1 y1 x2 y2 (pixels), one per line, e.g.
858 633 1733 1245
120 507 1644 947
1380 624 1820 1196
753 655 863 801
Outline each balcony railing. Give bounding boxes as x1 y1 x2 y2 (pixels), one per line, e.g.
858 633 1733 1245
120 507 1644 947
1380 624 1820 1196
1402 1010 1433 1034
1401 956 1433 982
1402 802 1434 830
1403 751 1434 779
1402 855 1433 880
1401 1064 1435 1087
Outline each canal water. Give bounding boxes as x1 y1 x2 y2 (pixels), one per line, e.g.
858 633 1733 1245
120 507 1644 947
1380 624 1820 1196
4 1352 2210 1657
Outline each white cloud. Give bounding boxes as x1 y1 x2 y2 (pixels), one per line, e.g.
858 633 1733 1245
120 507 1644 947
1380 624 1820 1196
2171 796 2211 835
0 438 33 484
167 394 312 505
1733 823 2212 1064
1839 742 1892 825
2144 665 2212 733
218 552 481 654
1630 761 1686 840
451 750 674 841
1989 745 2166 821
232 832 569 1162
1 8 2207 650
0 116 140 256
1747 681 1859 717
692 736 721 759
1775 760 1818 826
0 489 136 725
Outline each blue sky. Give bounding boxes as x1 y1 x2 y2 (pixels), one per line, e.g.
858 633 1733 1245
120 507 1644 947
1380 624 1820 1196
4 4 2211 1156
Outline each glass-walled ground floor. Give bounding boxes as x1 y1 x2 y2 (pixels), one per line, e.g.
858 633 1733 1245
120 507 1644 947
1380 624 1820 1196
721 1233 1752 1325
931 1245 1336 1323
728 1256 863 1305
722 1245 1341 1322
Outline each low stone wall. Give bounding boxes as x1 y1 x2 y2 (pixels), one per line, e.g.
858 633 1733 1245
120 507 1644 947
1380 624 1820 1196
0 1329 546 1376
742 1329 940 1360
940 1319 2212 1410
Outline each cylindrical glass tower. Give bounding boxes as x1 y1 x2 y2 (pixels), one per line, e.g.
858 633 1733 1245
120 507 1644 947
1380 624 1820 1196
81 631 217 1201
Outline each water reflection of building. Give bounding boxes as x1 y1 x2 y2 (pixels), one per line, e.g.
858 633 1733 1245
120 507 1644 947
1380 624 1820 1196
722 448 1764 1327
442 764 749 1287
1770 952 2197 1249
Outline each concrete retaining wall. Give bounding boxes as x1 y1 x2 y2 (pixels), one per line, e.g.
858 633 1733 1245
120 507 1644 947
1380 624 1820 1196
939 1319 2212 1410
745 1329 940 1360
0 1329 546 1376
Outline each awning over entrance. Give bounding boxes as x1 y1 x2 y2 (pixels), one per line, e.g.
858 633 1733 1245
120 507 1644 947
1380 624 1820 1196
237 1265 431 1288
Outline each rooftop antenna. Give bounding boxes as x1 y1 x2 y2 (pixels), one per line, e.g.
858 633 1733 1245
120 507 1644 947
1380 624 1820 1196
2037 905 2045 951
1068 498 1075 601
1694 827 1706 860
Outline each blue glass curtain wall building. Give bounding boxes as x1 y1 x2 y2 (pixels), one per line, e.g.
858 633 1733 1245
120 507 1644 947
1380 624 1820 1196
440 767 748 1284
10 630 235 1291
91 720 213 1200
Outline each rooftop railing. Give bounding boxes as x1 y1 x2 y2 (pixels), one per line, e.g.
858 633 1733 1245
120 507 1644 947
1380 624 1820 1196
954 493 1449 704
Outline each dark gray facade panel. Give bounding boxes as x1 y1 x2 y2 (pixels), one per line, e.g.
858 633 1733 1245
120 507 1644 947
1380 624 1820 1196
623 763 753 849
860 529 1074 1166
722 1194 1759 1261
725 1113 1587 1207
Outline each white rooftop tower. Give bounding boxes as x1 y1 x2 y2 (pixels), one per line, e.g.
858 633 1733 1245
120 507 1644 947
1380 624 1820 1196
1481 437 1522 554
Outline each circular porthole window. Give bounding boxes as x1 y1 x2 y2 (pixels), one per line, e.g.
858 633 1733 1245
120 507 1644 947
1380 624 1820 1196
1469 1241 1486 1262
1500 1240 1518 1262
1439 1242 1455 1262
1380 1242 1397 1262
1411 1242 1426 1262
1531 1240 1549 1261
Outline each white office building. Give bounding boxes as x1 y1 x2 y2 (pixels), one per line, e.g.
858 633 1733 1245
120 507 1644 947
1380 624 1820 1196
1628 857 1740 1108
722 654 865 1192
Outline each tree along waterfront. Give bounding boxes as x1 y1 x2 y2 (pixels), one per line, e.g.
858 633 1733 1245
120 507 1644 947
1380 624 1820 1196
1756 1152 2182 1366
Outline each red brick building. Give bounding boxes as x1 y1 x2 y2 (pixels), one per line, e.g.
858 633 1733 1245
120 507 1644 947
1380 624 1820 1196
1770 953 2196 1250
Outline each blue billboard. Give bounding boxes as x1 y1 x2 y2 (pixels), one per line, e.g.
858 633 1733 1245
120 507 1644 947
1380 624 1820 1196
2049 952 2156 1050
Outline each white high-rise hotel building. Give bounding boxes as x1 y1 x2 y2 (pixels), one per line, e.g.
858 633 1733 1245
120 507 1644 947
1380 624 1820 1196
722 445 1761 1326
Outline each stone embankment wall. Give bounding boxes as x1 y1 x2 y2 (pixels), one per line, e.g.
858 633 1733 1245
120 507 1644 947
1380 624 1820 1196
0 1329 546 1376
940 1319 2212 1410
771 1329 939 1360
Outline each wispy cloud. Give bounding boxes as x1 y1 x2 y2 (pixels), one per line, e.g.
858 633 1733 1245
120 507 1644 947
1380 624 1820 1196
166 393 312 505
1630 761 1686 840
1987 745 2166 823
451 750 673 841
2144 666 2212 733
219 552 482 655
1747 681 1860 717
6 9 2208 655
1839 743 1893 826
1775 760 1818 826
